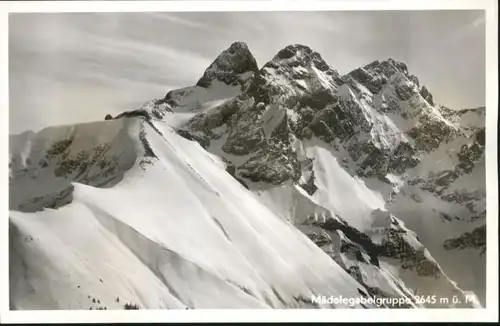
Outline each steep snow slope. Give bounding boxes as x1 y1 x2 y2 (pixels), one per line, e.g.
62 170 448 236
10 117 379 310
302 138 386 232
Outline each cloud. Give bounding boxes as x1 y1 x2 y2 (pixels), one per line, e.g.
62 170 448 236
471 15 486 28
153 13 215 31
9 11 486 134
443 11 485 45
9 71 180 135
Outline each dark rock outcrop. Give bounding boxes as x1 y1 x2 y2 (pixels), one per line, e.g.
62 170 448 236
443 225 486 255
196 42 259 88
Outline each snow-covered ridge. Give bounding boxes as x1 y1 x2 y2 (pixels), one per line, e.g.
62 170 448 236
9 118 143 213
10 117 382 310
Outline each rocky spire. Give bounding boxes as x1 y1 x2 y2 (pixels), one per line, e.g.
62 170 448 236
196 41 259 88
267 44 339 75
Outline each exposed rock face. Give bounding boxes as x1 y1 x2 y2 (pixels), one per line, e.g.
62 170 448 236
419 86 434 106
176 44 346 189
115 99 172 121
220 101 267 156
237 145 301 185
309 209 444 279
347 67 387 95
443 225 486 255
407 112 457 152
196 41 259 88
9 119 144 213
407 124 485 199
298 208 469 307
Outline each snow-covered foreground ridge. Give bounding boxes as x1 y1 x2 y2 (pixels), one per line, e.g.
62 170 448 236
10 118 376 309
9 42 486 310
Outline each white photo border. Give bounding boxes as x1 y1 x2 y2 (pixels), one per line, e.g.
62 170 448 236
0 0 497 323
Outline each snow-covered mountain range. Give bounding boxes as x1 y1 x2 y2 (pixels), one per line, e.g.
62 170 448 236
9 42 486 310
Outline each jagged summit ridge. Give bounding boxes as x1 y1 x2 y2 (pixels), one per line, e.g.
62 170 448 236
346 57 436 107
363 58 410 77
270 44 339 75
150 42 485 306
166 42 458 183
196 41 259 88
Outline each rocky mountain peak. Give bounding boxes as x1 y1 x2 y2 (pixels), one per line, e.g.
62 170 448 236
343 58 411 96
274 44 314 59
343 57 441 110
196 41 259 88
363 58 410 77
266 44 339 76
347 57 416 87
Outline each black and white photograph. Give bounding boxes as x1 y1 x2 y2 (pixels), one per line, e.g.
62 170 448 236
1 0 498 323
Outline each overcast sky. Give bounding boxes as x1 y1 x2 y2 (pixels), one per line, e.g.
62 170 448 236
9 10 486 134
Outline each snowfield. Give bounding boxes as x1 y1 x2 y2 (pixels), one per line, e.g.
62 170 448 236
10 118 376 310
303 138 387 232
